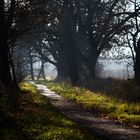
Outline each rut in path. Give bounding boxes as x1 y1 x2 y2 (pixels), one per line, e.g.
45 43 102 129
33 83 140 140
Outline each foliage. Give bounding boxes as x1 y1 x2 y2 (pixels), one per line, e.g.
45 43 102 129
37 81 140 127
13 0 140 83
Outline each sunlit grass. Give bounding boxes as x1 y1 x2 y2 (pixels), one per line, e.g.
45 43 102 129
36 81 140 127
18 83 98 140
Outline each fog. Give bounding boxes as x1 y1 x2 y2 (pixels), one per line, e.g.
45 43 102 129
102 61 134 79
33 60 134 80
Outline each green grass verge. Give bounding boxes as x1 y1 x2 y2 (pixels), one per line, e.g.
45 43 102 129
0 82 99 140
0 83 24 140
18 83 98 140
36 81 140 128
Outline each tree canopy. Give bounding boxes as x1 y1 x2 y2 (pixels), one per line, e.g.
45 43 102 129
0 0 140 87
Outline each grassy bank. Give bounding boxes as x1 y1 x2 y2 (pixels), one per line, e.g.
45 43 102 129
0 82 98 140
36 80 140 128
0 82 24 139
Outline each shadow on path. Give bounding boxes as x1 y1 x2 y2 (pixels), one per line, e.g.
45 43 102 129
32 82 140 140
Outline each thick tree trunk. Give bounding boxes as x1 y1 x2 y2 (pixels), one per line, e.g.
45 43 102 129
69 59 79 85
0 34 13 86
57 63 69 79
67 45 79 85
0 1 13 87
57 48 79 84
57 1 79 84
57 50 69 80
85 53 99 79
135 39 140 85
56 44 79 84
42 63 46 80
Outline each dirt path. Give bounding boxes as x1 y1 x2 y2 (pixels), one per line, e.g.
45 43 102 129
33 83 140 140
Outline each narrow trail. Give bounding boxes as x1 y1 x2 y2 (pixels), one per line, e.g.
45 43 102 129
32 82 140 140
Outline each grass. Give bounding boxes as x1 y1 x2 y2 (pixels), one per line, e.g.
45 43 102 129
35 80 140 128
0 82 24 140
0 82 99 140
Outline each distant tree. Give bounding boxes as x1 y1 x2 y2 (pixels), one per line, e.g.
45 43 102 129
12 45 28 82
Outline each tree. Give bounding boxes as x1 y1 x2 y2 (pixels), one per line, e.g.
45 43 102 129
125 0 140 85
42 0 140 81
0 0 16 87
7 0 140 85
0 0 31 87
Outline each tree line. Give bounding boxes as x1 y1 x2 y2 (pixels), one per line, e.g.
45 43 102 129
0 0 140 88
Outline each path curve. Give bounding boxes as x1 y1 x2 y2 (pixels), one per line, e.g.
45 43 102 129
32 82 140 140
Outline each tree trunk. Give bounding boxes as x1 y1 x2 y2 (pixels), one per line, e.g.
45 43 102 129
29 52 34 81
9 50 19 89
67 44 79 85
42 62 46 80
0 1 13 87
57 50 70 80
135 39 140 85
0 35 13 86
69 59 79 85
57 63 69 79
85 52 99 79
37 60 46 80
